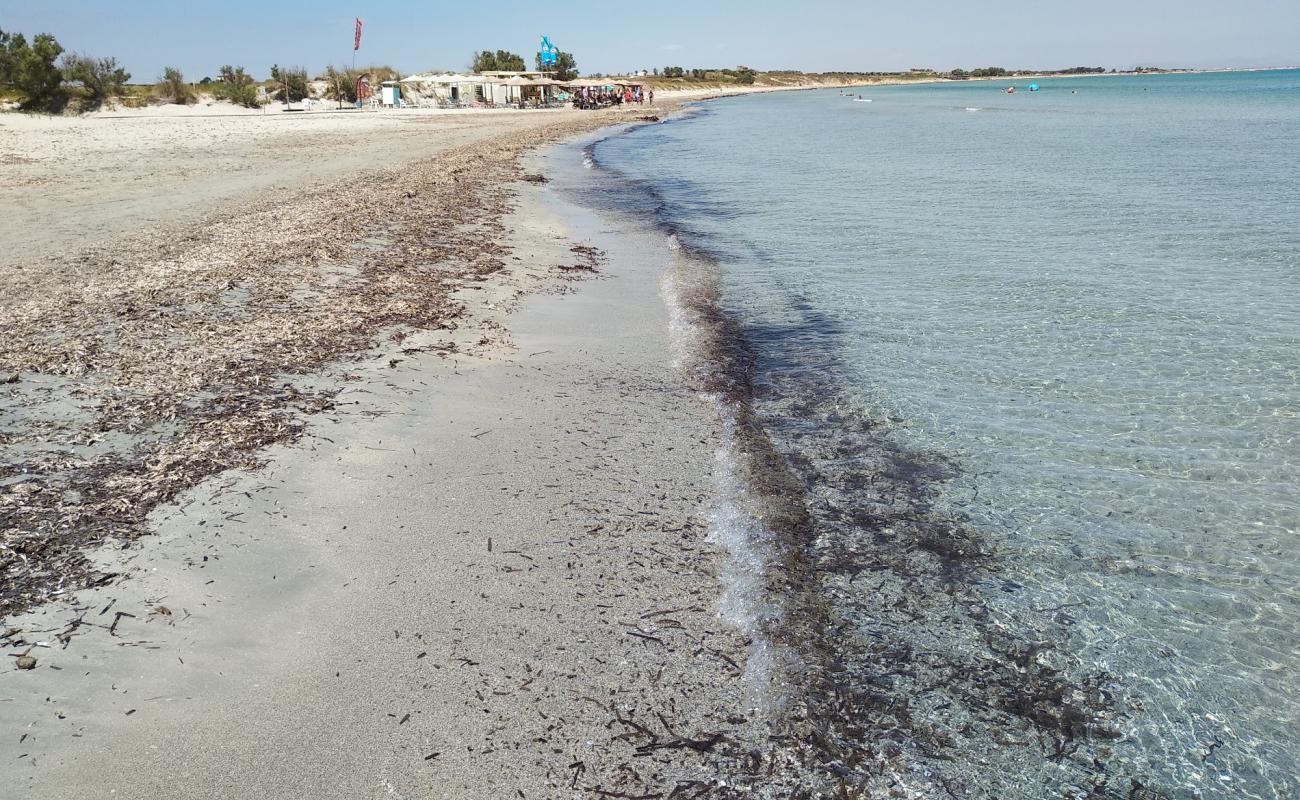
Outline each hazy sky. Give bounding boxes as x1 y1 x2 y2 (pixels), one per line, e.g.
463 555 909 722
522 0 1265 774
2 0 1297 80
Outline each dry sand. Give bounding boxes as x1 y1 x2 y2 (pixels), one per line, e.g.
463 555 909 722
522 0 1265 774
0 92 750 276
1 100 775 796
0 107 585 272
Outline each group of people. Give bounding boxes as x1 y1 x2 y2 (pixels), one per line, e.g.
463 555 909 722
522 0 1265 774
572 85 653 110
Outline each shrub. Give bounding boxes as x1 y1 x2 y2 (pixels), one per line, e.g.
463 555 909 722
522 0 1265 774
269 63 309 103
320 65 399 104
322 65 354 103
373 65 401 84
62 53 131 108
156 65 195 104
209 64 261 108
214 82 260 107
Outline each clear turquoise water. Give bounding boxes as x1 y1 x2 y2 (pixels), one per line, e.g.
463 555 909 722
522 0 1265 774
576 71 1299 798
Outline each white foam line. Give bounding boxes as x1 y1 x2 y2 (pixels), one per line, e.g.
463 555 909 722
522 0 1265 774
660 251 791 715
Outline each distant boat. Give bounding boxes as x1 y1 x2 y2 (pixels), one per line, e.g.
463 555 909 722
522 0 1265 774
854 96 872 102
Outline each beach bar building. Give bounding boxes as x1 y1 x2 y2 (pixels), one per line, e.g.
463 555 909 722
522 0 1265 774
390 70 566 109
477 71 561 107
399 73 484 107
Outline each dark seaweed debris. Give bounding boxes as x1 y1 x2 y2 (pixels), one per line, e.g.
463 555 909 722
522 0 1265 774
657 239 1168 797
754 371 1170 799
0 113 624 623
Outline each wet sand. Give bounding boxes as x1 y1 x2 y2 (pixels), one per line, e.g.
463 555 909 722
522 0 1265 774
4 179 753 798
1 103 766 796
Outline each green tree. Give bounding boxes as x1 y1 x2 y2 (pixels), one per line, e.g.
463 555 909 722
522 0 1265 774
472 50 525 72
5 31 66 110
217 64 251 85
0 28 15 86
735 65 757 85
62 53 131 107
535 49 578 82
269 64 309 102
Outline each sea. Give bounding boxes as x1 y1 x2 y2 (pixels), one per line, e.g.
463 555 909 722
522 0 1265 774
545 70 1300 799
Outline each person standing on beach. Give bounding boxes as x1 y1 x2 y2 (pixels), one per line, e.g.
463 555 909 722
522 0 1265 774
648 88 655 107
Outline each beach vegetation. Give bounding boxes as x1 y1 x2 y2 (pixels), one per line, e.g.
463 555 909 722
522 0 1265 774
216 64 254 85
269 64 310 103
209 64 261 108
363 65 401 84
535 49 578 82
0 28 13 85
321 65 352 103
317 65 399 104
2 30 68 111
472 50 526 73
154 65 196 104
61 53 131 108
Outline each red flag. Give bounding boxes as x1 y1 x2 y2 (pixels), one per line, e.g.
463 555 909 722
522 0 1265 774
354 18 363 51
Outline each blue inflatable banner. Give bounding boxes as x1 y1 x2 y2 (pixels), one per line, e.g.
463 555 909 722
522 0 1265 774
540 36 559 66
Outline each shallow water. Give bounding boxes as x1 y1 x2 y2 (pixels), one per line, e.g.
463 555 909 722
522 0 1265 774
562 71 1300 799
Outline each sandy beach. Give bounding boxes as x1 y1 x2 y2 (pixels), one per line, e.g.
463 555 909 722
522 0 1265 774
3 0 1294 787
1 99 779 797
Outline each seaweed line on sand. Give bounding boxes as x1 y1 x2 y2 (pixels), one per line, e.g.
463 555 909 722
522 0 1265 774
0 112 627 624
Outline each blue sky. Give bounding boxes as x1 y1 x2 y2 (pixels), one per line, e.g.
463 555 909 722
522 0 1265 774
2 0 1297 81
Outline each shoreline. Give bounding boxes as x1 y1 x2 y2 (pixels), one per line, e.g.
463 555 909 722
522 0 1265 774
11 70 1290 797
569 71 1300 799
0 94 776 796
